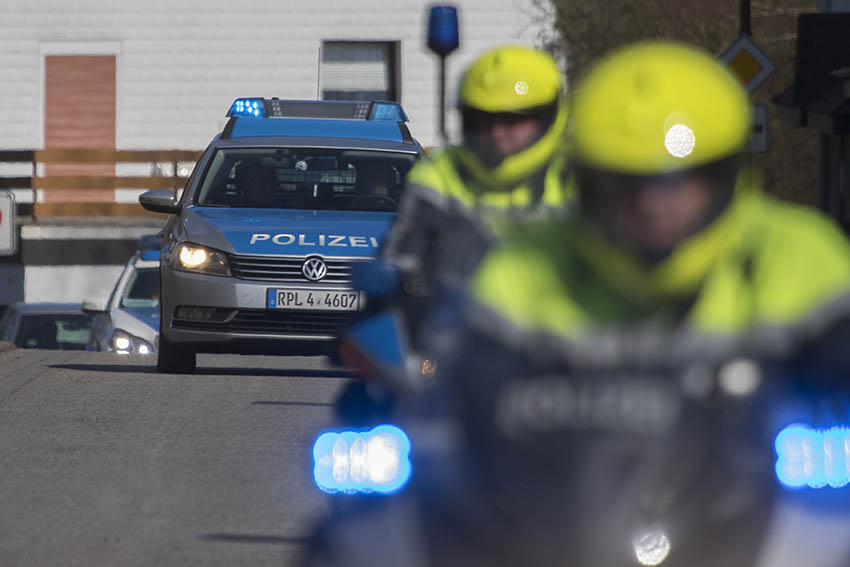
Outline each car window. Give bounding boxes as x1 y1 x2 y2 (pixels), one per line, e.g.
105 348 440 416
195 148 417 212
17 314 93 350
121 268 160 309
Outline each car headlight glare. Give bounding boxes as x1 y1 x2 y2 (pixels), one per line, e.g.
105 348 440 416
171 243 230 276
114 335 131 352
111 330 155 355
179 245 208 268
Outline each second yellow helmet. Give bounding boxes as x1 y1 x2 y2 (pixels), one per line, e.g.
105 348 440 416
456 45 568 189
459 45 563 113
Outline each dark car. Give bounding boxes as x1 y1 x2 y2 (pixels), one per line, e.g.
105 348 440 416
0 303 94 350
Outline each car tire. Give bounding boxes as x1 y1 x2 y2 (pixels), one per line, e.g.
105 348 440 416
157 333 196 374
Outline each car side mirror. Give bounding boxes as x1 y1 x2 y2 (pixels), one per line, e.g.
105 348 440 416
139 189 181 214
82 299 107 314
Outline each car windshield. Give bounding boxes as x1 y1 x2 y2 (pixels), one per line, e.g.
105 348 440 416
195 148 417 212
17 313 93 350
121 268 160 309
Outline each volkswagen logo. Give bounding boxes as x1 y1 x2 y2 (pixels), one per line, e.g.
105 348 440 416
302 256 328 281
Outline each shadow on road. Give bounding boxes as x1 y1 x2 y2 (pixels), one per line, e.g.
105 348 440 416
200 533 311 545
49 363 159 374
49 363 353 379
251 400 335 407
199 367 354 379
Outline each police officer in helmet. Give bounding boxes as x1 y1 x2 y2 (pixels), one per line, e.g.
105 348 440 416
313 45 573 565
400 41 850 566
338 46 573 399
382 44 571 297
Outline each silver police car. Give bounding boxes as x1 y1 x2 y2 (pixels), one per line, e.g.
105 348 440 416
86 235 161 355
140 99 421 373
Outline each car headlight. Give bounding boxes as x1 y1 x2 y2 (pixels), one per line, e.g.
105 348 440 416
111 330 156 355
170 243 230 276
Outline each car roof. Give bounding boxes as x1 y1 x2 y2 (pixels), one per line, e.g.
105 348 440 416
9 303 86 315
229 117 411 143
212 135 421 155
217 99 421 153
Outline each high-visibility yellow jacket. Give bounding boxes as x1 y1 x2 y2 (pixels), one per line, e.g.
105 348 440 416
469 186 850 366
381 146 573 294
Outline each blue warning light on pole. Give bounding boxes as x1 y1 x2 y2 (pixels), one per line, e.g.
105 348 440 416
428 5 459 57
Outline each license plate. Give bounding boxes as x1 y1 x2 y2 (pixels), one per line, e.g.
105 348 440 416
267 289 360 311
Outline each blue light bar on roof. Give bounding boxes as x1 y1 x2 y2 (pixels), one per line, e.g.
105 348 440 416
313 424 412 494
369 102 408 122
775 423 850 489
228 98 267 117
226 98 409 121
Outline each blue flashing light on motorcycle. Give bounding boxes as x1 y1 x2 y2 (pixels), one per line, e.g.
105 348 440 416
312 424 412 494
775 423 850 489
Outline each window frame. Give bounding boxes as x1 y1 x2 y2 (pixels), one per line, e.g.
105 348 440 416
320 40 401 102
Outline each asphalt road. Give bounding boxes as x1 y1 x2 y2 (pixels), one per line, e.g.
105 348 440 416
0 349 351 566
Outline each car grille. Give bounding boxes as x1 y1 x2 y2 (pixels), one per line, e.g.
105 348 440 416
228 254 354 284
172 308 352 336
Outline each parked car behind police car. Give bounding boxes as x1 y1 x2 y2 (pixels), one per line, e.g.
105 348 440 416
86 234 161 355
140 98 422 373
0 303 93 350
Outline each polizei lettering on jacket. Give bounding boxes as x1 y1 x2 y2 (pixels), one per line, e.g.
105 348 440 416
249 233 381 248
495 373 682 439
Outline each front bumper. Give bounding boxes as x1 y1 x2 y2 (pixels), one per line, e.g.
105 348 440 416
161 265 359 354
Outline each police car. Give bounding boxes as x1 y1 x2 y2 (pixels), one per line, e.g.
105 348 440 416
86 234 161 355
139 98 422 373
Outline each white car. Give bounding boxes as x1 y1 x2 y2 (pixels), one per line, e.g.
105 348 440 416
86 237 160 355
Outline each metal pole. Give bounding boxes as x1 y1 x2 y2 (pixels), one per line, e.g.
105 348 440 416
818 135 829 212
439 55 447 144
740 0 751 36
317 46 322 100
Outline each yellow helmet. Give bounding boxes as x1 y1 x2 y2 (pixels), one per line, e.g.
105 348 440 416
455 45 568 190
571 41 750 175
568 41 757 301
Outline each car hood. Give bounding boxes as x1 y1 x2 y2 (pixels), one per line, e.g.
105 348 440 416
182 207 395 257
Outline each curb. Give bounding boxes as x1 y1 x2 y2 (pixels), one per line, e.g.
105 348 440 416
0 341 16 354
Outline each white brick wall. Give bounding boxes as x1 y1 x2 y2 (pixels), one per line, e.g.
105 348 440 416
0 0 553 151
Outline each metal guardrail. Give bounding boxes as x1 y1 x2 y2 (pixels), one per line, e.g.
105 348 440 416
0 149 202 218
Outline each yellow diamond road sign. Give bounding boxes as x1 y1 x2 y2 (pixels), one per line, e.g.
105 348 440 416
719 34 776 94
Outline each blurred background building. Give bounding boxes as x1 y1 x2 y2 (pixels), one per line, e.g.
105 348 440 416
0 0 555 305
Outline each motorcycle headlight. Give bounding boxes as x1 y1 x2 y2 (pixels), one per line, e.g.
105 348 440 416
170 243 230 276
111 330 155 355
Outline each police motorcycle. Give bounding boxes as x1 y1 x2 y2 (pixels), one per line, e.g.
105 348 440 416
330 258 438 426
307 294 850 566
328 3 472 427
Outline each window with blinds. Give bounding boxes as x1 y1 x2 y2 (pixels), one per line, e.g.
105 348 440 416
320 41 400 102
